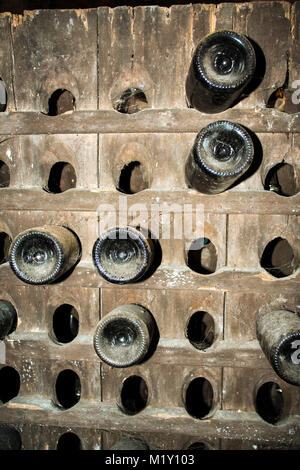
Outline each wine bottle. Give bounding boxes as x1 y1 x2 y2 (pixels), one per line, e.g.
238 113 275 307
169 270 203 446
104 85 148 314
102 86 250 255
256 309 300 386
186 30 256 113
185 120 254 194
94 304 154 367
93 226 154 284
0 300 17 340
9 225 81 285
0 426 22 450
110 438 148 450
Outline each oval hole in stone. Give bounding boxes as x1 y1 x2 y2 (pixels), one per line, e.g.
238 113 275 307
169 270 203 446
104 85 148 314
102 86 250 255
260 237 295 278
186 311 215 350
48 89 75 116
185 377 214 419
264 163 298 197
112 88 148 114
47 162 77 193
0 161 10 188
187 238 217 275
119 375 148 415
0 366 20 404
55 369 81 410
255 382 284 425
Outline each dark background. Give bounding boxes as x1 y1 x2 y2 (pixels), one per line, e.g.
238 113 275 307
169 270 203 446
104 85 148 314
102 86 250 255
0 0 296 14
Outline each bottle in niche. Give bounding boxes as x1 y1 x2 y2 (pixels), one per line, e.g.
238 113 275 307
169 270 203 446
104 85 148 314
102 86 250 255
93 226 154 284
110 438 149 450
185 120 254 194
9 225 81 285
0 300 17 340
256 309 300 386
94 304 155 367
186 30 256 114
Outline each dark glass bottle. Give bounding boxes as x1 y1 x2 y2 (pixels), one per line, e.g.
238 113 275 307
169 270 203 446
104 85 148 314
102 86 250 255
110 438 149 450
186 30 256 113
94 304 154 367
0 300 17 340
9 225 81 285
256 309 300 386
185 120 254 194
0 426 22 450
93 227 154 284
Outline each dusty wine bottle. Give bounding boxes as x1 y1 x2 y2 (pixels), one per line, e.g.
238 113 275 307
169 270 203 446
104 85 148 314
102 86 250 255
0 300 17 340
186 30 256 113
93 226 154 284
185 120 254 194
94 304 155 367
9 225 81 285
256 309 300 386
110 438 149 450
0 426 22 450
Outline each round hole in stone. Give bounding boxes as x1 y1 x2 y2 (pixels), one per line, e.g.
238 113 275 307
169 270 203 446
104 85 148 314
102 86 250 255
0 161 10 188
0 426 22 450
187 238 217 275
186 311 215 350
57 432 82 450
117 161 149 194
0 232 12 265
0 79 7 112
0 366 20 404
260 237 295 278
255 382 284 425
47 162 77 193
48 89 75 116
52 304 79 344
55 369 81 410
266 87 287 111
264 163 298 197
119 375 148 415
187 442 212 450
185 377 214 419
112 88 148 114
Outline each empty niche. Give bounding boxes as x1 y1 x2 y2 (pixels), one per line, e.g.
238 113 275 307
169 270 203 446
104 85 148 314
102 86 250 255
48 89 75 116
0 366 20 404
0 161 10 187
186 238 218 275
55 369 81 410
260 237 296 278
184 377 214 419
264 163 299 197
52 304 79 344
113 142 151 195
0 426 22 450
186 312 215 350
0 232 12 264
112 88 148 114
57 432 82 450
117 161 149 194
118 375 148 415
186 441 214 450
46 161 77 193
255 382 284 425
